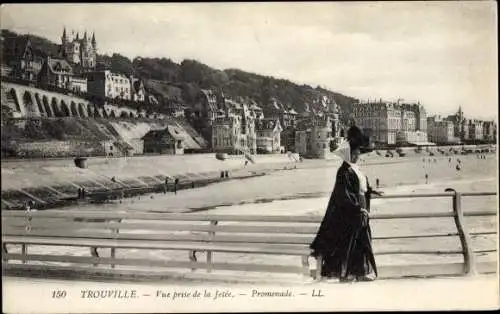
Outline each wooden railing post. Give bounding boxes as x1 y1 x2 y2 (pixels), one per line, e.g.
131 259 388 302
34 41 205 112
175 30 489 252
452 192 477 276
301 255 310 277
207 220 218 273
110 218 120 269
315 255 323 281
22 212 32 264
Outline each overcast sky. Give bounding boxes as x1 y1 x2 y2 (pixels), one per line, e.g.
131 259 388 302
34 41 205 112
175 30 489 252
1 2 497 120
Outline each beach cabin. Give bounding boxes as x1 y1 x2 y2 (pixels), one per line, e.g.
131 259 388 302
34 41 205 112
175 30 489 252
142 126 185 155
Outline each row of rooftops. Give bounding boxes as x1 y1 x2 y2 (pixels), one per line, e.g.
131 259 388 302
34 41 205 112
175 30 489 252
353 101 426 112
200 89 303 117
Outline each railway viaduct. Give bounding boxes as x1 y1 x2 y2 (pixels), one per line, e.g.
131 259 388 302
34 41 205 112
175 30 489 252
1 82 146 119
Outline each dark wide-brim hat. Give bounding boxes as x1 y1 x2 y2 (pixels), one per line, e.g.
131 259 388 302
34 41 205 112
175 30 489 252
347 125 373 154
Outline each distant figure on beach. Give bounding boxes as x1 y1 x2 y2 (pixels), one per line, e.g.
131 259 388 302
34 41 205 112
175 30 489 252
174 178 179 194
111 176 116 183
456 164 461 171
310 125 380 282
376 178 380 189
245 160 249 166
425 173 429 184
457 158 461 164
24 200 36 212
449 157 451 163
164 177 168 194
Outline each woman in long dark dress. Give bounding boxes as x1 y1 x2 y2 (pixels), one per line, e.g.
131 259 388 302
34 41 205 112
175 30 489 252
310 125 380 282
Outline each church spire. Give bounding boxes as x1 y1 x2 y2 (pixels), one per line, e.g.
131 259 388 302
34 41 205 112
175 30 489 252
83 30 87 40
91 31 96 47
75 31 79 40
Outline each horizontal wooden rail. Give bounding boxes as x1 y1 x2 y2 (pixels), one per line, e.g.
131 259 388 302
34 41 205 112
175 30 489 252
4 253 309 275
3 209 496 223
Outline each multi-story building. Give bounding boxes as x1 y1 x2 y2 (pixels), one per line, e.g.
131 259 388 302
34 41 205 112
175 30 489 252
352 101 399 145
195 90 264 150
396 130 428 145
401 110 416 132
86 70 131 100
193 89 225 122
2 36 44 82
60 28 97 71
446 106 469 142
468 120 484 142
294 130 308 156
37 57 74 90
263 98 297 129
211 113 257 155
483 121 497 143
280 127 296 152
294 115 332 159
165 101 186 118
427 115 455 144
69 75 87 93
401 103 427 133
211 100 257 154
353 101 429 146
129 75 145 102
256 118 283 153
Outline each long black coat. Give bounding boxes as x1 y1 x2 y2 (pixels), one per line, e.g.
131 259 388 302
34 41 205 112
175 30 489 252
310 161 377 278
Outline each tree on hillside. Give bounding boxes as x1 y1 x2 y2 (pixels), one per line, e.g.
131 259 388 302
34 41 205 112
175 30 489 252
260 77 272 107
133 57 180 81
98 53 136 76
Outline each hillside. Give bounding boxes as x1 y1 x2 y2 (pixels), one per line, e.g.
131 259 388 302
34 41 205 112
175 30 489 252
1 28 359 115
1 117 207 158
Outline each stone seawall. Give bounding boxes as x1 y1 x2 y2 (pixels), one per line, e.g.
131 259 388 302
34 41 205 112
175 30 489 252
10 140 105 158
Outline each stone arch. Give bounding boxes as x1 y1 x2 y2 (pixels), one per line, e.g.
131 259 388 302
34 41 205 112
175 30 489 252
78 103 86 118
60 100 70 117
87 105 94 118
120 111 129 119
94 107 103 118
109 110 116 119
34 93 45 116
8 88 21 112
42 95 53 117
51 98 63 117
23 91 37 116
70 101 79 117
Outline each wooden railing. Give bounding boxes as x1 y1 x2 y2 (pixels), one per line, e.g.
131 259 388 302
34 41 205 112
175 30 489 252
1 190 497 282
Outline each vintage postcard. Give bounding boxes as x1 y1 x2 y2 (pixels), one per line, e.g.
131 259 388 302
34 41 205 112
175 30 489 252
1 1 498 313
